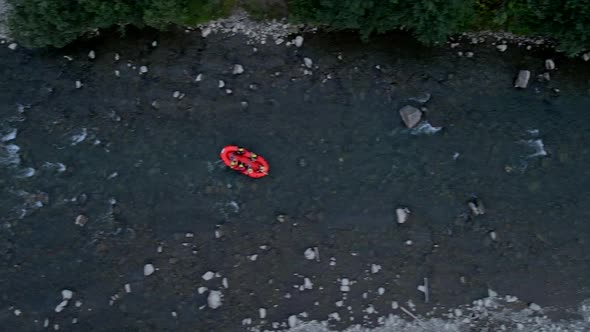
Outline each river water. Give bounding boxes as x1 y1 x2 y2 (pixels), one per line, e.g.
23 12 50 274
1 28 590 331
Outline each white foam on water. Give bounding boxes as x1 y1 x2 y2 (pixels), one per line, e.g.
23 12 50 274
1 127 17 142
0 144 21 167
70 128 88 145
14 167 35 178
523 139 547 158
248 296 590 332
42 162 67 172
410 121 442 136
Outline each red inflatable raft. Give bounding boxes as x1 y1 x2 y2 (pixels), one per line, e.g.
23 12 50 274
220 145 269 178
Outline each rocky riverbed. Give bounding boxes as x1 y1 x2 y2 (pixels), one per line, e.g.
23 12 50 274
1 26 590 331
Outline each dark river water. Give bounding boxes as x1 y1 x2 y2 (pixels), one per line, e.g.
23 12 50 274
1 28 590 331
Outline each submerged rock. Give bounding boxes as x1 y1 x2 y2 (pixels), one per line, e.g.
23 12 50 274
303 57 313 68
399 105 422 128
468 197 485 216
408 93 431 104
545 59 555 70
514 70 531 88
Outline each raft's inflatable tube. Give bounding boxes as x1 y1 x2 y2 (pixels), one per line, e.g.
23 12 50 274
220 145 269 178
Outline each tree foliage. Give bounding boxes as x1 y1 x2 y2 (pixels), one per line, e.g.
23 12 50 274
6 0 233 48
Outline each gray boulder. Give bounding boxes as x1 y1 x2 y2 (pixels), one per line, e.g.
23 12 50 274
399 105 422 128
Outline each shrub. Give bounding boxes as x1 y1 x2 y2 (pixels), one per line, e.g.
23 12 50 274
499 0 590 55
6 0 234 48
289 0 476 44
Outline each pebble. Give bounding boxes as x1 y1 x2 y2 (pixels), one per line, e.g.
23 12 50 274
218 80 225 88
288 315 297 328
143 264 155 276
489 231 497 240
304 248 316 260
371 264 381 274
275 38 284 45
173 91 180 98
378 287 385 295
248 254 258 261
391 301 399 309
396 207 410 224
294 36 304 47
259 308 267 319
545 59 555 70
61 289 73 300
201 27 212 38
14 309 21 316
124 283 131 293
335 301 343 307
55 300 68 313
202 271 216 280
114 70 120 77
8 43 17 50
88 50 95 59
232 64 244 75
198 287 208 294
139 66 148 74
114 53 120 61
497 44 508 52
465 51 474 58
207 290 222 309
303 277 313 290
151 41 158 47
303 57 313 68
75 81 83 89
74 214 88 227
583 52 590 61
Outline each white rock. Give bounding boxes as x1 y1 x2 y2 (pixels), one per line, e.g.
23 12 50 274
207 290 222 309
275 38 284 45
143 264 155 276
202 271 215 280
55 300 68 313
514 70 531 88
454 308 463 317
222 277 229 288
151 41 158 47
218 80 225 88
497 44 507 52
195 73 203 82
124 284 131 293
114 70 120 77
303 277 313 290
465 52 474 58
288 315 298 328
248 254 258 261
583 52 590 61
292 36 304 48
14 309 22 316
545 59 555 70
341 278 350 286
304 248 316 260
61 289 73 300
378 287 385 295
396 207 410 224
114 53 120 61
74 215 88 227
488 289 498 297
233 64 244 75
490 231 497 240
242 318 252 325
340 285 350 292
201 27 212 38
198 287 208 294
75 81 83 89
259 308 267 319
8 43 17 50
88 50 95 59
303 57 313 68
335 301 344 307
328 312 341 321
529 303 542 311
391 301 399 309
173 91 180 98
139 66 148 74
405 240 413 245
371 264 381 274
